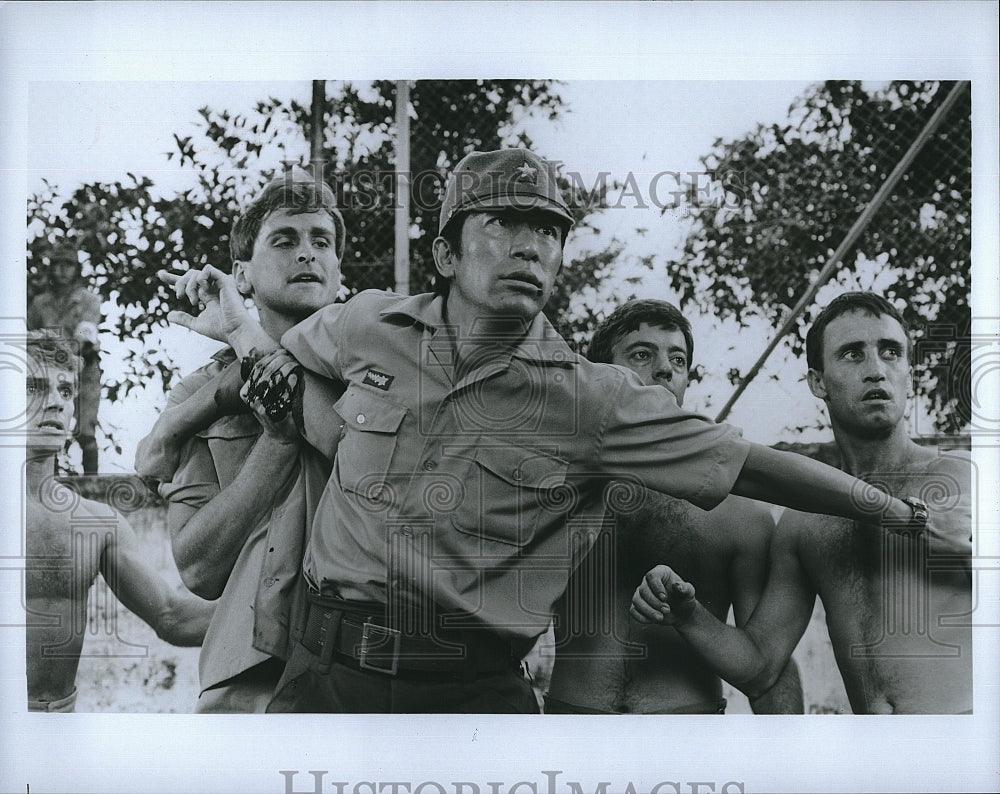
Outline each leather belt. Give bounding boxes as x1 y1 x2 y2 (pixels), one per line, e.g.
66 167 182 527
299 593 521 680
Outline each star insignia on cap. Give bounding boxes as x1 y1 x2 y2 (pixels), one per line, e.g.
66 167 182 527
513 162 538 184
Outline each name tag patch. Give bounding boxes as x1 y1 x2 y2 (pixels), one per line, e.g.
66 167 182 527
363 369 394 391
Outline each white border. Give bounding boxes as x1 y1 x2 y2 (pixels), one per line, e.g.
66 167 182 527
2 3 998 793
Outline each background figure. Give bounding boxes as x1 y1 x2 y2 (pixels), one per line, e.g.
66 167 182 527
25 332 213 712
546 299 802 714
27 245 102 474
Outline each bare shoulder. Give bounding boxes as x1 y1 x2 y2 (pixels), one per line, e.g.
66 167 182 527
923 447 972 484
75 495 135 535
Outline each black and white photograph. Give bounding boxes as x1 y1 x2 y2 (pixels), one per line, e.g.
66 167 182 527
2 2 998 793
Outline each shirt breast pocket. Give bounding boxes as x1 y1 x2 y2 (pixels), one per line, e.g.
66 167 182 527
333 384 408 502
449 440 570 548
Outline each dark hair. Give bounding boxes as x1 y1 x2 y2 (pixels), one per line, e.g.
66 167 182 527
806 291 910 371
230 178 344 264
26 330 81 379
586 299 694 367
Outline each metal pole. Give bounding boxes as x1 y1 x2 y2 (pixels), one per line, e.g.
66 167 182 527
310 80 325 169
714 80 970 423
394 80 411 295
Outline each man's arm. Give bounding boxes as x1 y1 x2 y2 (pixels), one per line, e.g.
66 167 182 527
733 443 915 527
99 511 214 646
166 430 301 600
632 516 817 700
727 500 804 713
134 362 239 481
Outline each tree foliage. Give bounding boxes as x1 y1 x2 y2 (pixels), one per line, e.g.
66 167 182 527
27 80 612 415
668 80 971 433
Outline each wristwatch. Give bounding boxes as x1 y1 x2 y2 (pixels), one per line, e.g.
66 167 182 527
900 496 930 535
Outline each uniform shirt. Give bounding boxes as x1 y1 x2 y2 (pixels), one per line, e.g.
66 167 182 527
27 285 101 350
282 291 750 644
150 349 328 691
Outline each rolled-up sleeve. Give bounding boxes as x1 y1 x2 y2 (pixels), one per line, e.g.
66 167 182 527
596 372 751 511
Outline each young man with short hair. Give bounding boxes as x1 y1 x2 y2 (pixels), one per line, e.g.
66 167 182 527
25 332 212 712
135 175 342 712
631 292 973 713
546 299 803 714
28 247 103 474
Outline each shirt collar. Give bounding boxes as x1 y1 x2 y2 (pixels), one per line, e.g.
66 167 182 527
379 292 576 365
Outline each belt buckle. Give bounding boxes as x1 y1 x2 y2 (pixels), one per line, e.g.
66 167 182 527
358 621 401 676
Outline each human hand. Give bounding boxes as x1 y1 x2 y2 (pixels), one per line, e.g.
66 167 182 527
73 320 99 348
241 348 302 440
158 265 249 342
629 565 697 625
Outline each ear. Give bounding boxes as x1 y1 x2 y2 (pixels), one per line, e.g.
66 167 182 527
232 260 253 297
432 237 456 280
806 367 828 401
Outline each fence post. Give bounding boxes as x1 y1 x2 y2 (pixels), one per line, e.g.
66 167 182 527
394 80 411 295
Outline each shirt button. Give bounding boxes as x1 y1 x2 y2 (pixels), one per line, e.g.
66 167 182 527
264 577 276 588
423 459 437 471
356 413 366 424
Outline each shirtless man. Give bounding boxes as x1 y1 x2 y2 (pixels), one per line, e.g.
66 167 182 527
25 332 213 712
631 292 973 714
546 299 802 714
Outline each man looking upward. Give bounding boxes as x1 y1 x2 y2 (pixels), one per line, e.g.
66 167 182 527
25 332 213 712
632 292 972 713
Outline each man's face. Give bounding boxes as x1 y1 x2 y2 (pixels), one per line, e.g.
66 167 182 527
437 208 564 326
48 258 77 290
610 323 690 405
234 208 342 321
808 309 911 438
25 357 75 452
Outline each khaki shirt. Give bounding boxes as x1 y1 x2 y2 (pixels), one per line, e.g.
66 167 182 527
152 350 328 690
282 292 750 643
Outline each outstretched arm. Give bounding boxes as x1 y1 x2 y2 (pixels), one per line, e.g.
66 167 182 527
631 521 816 700
733 443 915 528
100 512 214 646
134 361 243 481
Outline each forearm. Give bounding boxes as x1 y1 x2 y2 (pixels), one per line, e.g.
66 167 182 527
733 444 912 524
135 381 220 480
674 602 774 695
173 434 299 598
748 658 804 714
154 586 215 646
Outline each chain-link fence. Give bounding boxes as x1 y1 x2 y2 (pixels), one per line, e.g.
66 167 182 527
667 80 971 432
